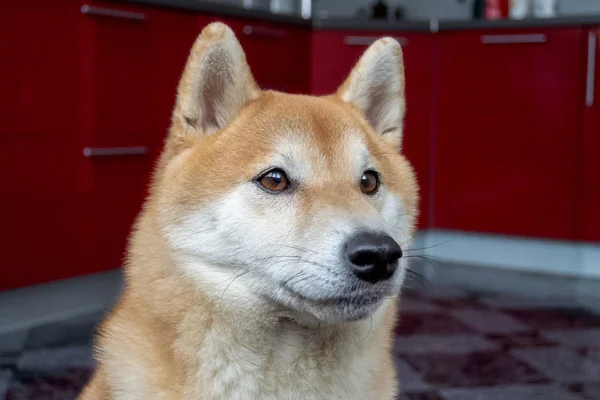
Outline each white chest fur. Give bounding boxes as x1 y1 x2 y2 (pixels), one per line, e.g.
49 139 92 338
189 314 392 400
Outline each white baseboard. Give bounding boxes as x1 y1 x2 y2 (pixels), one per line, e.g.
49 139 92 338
417 229 600 279
0 269 123 335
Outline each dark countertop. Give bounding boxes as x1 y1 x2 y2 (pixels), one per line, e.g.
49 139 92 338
117 0 600 31
119 0 310 26
312 18 431 32
314 16 600 32
438 15 600 31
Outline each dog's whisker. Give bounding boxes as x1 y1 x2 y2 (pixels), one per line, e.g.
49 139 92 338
281 271 306 287
403 268 433 295
272 244 318 255
359 315 374 343
295 322 322 364
219 270 251 309
406 254 449 276
404 238 455 253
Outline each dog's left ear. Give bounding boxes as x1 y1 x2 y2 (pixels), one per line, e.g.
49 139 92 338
337 38 406 150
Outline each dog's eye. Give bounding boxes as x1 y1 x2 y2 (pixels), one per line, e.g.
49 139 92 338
257 169 289 193
360 171 379 195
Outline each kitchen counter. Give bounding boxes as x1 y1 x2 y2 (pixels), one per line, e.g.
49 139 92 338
312 19 431 32
119 0 310 26
439 15 600 31
117 0 600 31
314 15 600 32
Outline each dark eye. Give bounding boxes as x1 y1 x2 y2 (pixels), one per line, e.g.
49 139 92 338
360 171 379 195
257 169 290 193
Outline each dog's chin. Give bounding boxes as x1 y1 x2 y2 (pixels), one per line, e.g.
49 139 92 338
252 270 403 325
274 288 392 325
304 297 387 324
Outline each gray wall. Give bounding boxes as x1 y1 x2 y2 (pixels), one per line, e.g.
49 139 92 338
559 0 600 16
313 0 474 20
313 0 600 20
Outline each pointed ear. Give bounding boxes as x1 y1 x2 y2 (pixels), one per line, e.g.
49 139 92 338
337 37 406 150
168 22 259 155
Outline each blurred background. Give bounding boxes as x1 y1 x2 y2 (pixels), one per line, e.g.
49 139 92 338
1 0 600 399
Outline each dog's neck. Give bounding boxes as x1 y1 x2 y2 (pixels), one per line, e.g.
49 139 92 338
171 293 395 399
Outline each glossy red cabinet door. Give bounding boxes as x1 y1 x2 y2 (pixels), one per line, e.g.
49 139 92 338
435 29 584 239
0 1 83 289
78 1 157 274
311 31 433 229
580 28 600 242
237 21 310 94
150 9 199 156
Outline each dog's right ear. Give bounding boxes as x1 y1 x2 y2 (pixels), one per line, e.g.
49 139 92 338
166 22 259 157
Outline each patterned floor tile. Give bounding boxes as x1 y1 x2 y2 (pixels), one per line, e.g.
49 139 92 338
1 369 12 400
399 299 442 314
6 368 91 400
450 309 533 335
17 346 95 373
395 314 473 336
569 382 600 400
395 334 500 355
439 384 584 400
506 308 600 330
583 348 600 363
431 298 487 310
511 347 600 383
487 333 556 349
478 296 579 310
396 358 431 393
541 328 600 349
404 351 548 388
401 392 445 400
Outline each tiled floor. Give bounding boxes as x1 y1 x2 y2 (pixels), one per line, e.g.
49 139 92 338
396 289 600 400
2 287 600 399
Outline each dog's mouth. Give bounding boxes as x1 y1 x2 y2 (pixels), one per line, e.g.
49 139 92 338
275 279 394 323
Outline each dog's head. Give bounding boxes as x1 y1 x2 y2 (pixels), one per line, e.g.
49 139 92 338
152 23 418 324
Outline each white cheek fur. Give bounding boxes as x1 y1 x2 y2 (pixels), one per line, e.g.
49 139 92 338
380 190 412 245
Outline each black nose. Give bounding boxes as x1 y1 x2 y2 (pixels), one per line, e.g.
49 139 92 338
344 232 402 284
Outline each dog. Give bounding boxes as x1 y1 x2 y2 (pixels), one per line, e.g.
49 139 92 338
78 21 418 400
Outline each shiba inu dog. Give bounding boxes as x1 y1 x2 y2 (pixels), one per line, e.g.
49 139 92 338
79 21 418 400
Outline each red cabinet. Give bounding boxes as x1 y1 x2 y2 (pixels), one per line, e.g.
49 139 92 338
150 9 199 153
434 29 585 240
0 1 83 289
77 2 158 275
237 22 310 94
580 28 600 242
311 31 433 229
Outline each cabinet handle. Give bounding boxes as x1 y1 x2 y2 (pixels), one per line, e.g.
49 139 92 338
587 32 597 107
344 36 408 47
243 25 286 38
81 4 146 21
481 34 547 44
83 146 148 157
